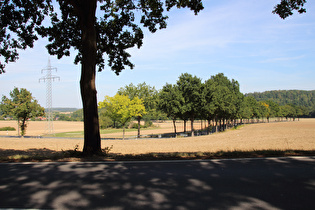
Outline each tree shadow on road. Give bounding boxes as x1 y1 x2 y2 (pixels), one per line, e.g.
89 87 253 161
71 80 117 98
0 157 314 209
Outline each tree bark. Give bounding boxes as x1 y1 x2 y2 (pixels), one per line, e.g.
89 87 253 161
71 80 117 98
123 125 125 140
137 116 141 138
78 0 101 155
172 119 177 135
191 118 194 137
207 119 210 135
17 120 20 136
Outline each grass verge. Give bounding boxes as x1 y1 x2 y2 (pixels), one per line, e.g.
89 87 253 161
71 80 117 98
1 149 315 163
51 126 161 138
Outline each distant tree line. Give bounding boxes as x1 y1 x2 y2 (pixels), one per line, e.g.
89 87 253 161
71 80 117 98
54 109 83 121
245 90 315 118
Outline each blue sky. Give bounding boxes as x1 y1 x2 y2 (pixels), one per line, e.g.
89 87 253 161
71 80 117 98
1 0 314 108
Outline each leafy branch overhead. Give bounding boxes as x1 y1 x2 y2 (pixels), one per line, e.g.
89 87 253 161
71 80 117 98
273 0 307 19
0 0 203 74
0 0 306 74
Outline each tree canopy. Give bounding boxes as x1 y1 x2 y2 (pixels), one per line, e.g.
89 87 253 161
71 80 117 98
98 94 146 139
158 83 184 134
176 73 202 136
117 82 159 137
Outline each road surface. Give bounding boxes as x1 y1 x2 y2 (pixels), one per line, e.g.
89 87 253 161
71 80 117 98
0 157 314 209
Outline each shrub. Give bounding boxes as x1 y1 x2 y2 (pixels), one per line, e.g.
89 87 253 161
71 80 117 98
130 120 154 129
130 122 139 129
99 115 113 129
0 126 16 131
144 120 153 128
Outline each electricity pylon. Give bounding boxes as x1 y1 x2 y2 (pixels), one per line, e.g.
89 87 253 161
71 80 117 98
39 58 60 135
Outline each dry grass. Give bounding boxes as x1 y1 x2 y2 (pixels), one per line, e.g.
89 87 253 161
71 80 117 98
0 119 314 159
104 119 315 154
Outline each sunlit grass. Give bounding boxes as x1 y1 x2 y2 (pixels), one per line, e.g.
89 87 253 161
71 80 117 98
51 129 138 138
52 131 84 138
51 126 162 138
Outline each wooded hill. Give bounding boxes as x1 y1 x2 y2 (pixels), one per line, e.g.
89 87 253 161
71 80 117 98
245 90 315 114
51 108 78 113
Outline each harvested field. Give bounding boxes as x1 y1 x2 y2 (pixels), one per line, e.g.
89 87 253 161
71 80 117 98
0 119 314 156
0 121 84 136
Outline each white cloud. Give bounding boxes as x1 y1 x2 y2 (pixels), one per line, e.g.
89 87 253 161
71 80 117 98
260 55 305 63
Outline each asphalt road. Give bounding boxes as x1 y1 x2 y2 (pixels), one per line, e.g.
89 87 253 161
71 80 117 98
0 157 314 209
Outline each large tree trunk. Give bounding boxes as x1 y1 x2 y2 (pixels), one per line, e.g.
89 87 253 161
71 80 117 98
78 0 101 155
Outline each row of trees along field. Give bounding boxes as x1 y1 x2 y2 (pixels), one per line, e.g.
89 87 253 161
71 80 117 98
98 73 312 137
1 74 311 137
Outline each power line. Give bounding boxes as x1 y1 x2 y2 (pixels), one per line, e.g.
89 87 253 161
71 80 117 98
39 58 60 135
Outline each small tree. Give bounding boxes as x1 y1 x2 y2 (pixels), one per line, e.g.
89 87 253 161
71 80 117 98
158 83 184 135
280 104 296 121
176 73 202 136
258 102 269 122
264 100 280 122
239 97 253 124
207 73 239 131
246 96 261 123
0 87 45 136
98 94 146 139
118 82 158 137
